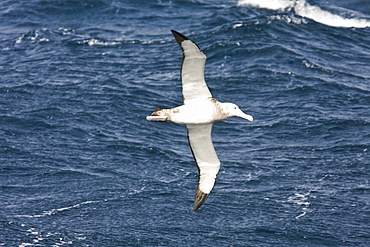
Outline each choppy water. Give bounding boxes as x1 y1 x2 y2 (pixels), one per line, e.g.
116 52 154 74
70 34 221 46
1 0 370 246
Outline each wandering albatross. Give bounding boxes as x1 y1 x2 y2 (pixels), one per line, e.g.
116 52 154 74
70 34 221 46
147 30 253 211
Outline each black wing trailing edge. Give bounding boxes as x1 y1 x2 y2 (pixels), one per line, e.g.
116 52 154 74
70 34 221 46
194 187 209 211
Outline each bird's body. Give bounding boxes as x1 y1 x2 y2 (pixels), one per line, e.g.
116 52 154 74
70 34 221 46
147 30 253 211
148 98 236 124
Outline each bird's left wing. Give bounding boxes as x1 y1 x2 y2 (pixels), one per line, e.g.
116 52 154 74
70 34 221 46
186 124 220 211
171 30 212 103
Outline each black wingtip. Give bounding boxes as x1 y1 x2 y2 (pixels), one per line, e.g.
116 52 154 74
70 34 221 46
193 186 209 211
171 30 189 46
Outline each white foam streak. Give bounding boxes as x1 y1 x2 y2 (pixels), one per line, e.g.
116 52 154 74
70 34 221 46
238 0 370 28
16 200 99 218
79 38 121 46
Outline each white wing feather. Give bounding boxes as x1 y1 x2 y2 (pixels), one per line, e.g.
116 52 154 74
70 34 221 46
171 30 212 103
187 124 220 195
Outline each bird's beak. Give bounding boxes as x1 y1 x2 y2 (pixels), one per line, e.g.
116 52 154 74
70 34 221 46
236 110 254 122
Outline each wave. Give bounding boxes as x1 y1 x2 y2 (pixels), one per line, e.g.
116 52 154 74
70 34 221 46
238 0 370 28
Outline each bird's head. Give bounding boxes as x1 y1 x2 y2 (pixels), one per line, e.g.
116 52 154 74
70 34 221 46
222 103 254 121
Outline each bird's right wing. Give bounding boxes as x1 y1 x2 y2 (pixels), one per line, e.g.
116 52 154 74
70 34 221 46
186 124 220 211
171 30 212 104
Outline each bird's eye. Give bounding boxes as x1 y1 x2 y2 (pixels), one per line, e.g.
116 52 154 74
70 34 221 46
234 106 237 109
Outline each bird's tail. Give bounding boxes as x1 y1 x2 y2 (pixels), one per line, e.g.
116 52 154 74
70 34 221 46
146 108 171 121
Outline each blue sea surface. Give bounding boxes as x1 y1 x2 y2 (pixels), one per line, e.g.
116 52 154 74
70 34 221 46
1 0 370 246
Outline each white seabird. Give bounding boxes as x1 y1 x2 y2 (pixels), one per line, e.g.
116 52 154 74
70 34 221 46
147 30 253 211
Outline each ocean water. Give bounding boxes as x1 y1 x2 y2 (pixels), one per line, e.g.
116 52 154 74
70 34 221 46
1 0 370 246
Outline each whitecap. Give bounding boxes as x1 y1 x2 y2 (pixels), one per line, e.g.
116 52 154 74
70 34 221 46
238 0 295 11
294 0 370 28
238 0 370 28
